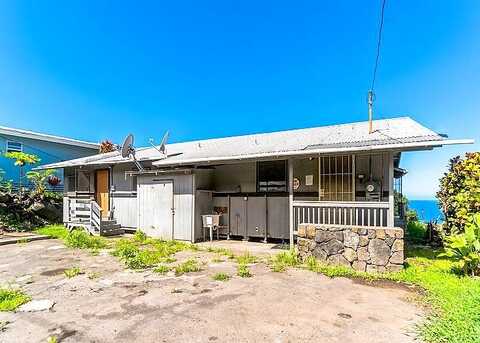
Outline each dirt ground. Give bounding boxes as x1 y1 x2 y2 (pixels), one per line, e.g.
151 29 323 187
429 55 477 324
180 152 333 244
0 239 422 343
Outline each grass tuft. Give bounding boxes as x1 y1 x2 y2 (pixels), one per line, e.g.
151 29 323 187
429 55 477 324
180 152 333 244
270 249 300 272
64 267 82 278
237 264 252 278
153 265 172 274
0 288 31 311
212 272 230 281
235 251 257 265
174 258 201 276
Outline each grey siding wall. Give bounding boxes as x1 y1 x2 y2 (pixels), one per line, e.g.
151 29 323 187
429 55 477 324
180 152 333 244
137 173 194 241
111 164 138 228
213 162 256 192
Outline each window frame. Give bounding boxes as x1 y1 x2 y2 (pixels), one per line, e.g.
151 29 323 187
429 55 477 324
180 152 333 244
6 140 23 153
256 160 288 193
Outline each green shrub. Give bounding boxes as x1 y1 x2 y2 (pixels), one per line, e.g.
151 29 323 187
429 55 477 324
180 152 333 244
440 214 480 276
0 288 30 311
174 258 201 276
237 264 252 278
437 152 480 234
406 220 427 242
212 272 230 281
133 230 147 242
64 267 82 278
64 230 106 249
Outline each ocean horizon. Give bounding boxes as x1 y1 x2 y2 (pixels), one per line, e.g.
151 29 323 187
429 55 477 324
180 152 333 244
408 199 443 223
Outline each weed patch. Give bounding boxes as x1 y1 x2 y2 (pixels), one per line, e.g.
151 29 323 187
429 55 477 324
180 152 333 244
0 288 30 311
270 249 300 272
64 267 83 278
35 225 68 239
64 230 106 250
236 251 257 265
154 265 172 274
174 259 201 276
212 272 230 281
237 264 252 278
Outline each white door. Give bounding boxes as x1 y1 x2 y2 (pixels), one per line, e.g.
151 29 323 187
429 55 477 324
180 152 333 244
138 180 174 239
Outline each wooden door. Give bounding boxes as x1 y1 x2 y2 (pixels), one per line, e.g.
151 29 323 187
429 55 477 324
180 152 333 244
138 180 174 239
95 169 109 218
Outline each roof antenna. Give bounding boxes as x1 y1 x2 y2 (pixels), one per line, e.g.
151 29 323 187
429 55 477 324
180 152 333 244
368 0 387 134
368 90 375 134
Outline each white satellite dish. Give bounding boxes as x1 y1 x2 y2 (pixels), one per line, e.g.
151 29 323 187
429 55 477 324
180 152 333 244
120 133 144 171
149 131 169 157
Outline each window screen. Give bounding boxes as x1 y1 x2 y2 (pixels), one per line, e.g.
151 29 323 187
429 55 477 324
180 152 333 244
6 141 22 153
319 155 354 201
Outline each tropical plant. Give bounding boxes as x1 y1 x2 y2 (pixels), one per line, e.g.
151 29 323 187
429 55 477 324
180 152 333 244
3 152 41 191
26 170 56 195
440 213 480 276
437 152 480 234
99 140 117 153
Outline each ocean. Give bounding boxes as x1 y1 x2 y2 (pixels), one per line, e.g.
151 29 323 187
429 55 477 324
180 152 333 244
408 199 444 223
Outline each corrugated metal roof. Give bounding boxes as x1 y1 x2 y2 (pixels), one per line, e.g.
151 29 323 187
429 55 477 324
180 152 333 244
0 125 100 149
36 117 470 169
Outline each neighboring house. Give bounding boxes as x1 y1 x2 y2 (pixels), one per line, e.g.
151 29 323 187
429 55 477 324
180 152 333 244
38 117 472 245
0 126 99 190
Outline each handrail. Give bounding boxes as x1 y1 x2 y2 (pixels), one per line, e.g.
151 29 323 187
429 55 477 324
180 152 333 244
90 200 102 234
293 200 389 208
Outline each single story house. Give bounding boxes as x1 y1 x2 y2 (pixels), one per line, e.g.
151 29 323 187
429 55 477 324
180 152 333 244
38 117 471 244
0 126 99 190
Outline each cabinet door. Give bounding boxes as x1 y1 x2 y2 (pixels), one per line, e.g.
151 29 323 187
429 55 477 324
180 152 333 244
229 197 246 237
267 197 289 239
247 197 267 238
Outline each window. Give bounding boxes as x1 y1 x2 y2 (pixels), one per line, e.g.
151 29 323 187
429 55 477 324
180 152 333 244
6 141 22 153
319 155 354 201
257 160 287 192
76 170 91 192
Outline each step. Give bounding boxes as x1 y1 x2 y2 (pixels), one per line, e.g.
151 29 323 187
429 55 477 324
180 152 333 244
101 228 125 237
101 220 117 225
101 223 121 231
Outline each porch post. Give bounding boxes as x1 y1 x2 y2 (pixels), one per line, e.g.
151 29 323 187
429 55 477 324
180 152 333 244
388 152 394 227
288 158 294 249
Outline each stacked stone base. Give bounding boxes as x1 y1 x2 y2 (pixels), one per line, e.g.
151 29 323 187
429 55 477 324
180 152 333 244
297 224 404 272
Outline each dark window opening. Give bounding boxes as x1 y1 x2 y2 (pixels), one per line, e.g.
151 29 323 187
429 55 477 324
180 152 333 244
257 160 287 192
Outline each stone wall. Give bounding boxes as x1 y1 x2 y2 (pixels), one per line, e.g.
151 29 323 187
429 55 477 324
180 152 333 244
296 224 404 272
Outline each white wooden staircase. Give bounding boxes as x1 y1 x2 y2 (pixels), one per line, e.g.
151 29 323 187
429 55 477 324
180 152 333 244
65 197 124 236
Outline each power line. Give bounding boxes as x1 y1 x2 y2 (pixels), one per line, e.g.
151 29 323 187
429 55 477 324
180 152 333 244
371 0 387 91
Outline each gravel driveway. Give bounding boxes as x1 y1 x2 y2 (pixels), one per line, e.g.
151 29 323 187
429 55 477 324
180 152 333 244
0 239 422 343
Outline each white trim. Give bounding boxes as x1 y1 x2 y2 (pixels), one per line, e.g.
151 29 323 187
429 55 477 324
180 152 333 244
288 158 294 248
0 126 99 149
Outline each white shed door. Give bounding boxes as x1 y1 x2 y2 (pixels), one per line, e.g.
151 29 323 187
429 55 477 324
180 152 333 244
138 180 173 239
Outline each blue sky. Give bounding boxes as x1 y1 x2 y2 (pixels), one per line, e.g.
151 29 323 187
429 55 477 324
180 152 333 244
0 1 478 199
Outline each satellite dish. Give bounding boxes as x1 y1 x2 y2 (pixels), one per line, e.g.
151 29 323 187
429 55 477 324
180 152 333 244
148 131 169 157
121 134 134 158
159 131 169 155
120 133 144 171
